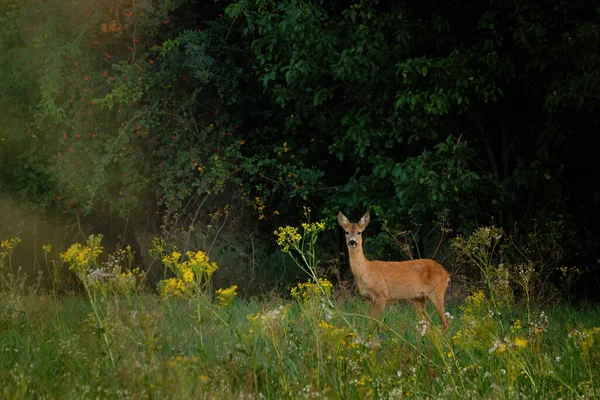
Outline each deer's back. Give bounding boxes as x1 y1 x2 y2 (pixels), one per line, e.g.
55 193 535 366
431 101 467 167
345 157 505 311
368 258 449 300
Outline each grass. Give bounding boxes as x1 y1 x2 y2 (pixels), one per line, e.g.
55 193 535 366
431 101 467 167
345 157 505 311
1 290 600 399
1 224 599 399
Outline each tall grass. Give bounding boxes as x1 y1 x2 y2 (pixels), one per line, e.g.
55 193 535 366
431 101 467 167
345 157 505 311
1 222 599 399
1 294 600 398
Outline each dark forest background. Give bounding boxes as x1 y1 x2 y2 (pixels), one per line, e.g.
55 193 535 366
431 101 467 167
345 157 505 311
1 0 599 297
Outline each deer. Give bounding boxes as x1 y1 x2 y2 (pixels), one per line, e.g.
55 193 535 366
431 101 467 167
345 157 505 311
338 211 450 330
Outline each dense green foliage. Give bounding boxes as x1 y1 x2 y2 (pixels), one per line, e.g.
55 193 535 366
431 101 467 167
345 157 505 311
1 0 599 292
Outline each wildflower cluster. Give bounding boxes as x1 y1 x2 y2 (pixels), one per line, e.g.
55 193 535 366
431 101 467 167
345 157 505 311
318 320 352 342
161 250 218 281
152 239 237 308
452 291 497 351
452 226 512 306
0 237 21 261
452 226 505 256
290 278 333 301
245 303 293 387
58 235 132 369
247 305 290 339
248 305 288 326
60 235 103 277
418 319 429 337
148 237 167 260
185 251 218 279
528 311 549 337
499 309 549 356
301 221 325 235
159 278 191 298
274 208 325 254
79 249 142 297
274 209 327 285
569 327 600 354
215 285 238 308
274 226 301 253
86 264 138 293
157 245 218 299
488 336 529 354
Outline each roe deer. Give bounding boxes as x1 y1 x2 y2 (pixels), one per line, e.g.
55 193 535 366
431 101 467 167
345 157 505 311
338 211 450 330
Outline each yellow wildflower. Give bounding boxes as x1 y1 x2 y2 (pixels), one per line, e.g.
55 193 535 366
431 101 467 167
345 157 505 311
181 266 194 283
159 277 190 298
215 285 238 308
1 237 21 251
149 237 167 260
291 278 333 300
162 251 182 268
514 337 528 349
302 221 326 235
470 290 486 307
60 235 103 276
274 226 301 252
185 250 218 276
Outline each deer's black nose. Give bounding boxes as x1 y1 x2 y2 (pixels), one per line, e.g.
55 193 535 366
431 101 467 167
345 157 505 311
348 239 357 247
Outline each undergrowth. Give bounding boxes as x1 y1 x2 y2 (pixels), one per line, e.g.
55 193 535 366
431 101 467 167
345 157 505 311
0 217 598 399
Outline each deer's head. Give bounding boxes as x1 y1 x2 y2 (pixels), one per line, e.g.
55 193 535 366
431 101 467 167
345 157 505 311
337 211 370 248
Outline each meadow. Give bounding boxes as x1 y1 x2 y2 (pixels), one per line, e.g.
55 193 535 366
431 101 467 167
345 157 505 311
1 224 600 399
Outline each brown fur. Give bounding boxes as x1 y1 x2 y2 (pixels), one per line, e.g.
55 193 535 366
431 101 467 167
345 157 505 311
338 211 450 330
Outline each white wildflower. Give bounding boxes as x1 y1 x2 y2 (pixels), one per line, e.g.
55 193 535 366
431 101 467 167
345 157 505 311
418 319 429 337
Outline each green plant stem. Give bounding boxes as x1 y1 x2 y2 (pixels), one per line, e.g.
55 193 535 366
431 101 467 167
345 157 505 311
82 281 116 369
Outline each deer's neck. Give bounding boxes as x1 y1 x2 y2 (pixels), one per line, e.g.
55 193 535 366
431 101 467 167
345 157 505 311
347 245 370 276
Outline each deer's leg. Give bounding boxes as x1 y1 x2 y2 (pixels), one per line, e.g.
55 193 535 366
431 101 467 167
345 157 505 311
369 296 387 320
369 296 387 336
429 290 448 331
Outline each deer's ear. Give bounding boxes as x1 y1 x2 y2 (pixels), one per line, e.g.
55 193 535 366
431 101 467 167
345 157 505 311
337 211 349 228
358 212 370 228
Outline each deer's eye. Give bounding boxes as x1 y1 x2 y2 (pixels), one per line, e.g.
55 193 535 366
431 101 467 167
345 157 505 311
345 232 349 235
357 232 362 235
